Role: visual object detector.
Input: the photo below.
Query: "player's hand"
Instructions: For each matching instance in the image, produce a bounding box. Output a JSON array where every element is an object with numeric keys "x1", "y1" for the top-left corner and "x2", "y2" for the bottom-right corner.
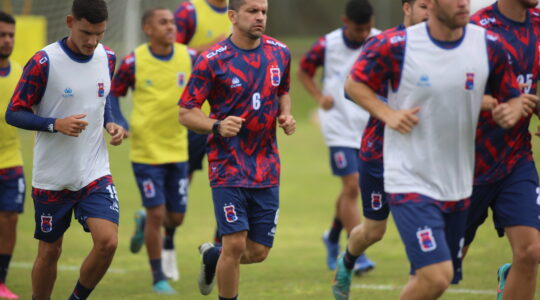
[
  {"x1": 519, "y1": 94, "x2": 539, "y2": 117},
  {"x1": 383, "y1": 107, "x2": 420, "y2": 134},
  {"x1": 219, "y1": 116, "x2": 245, "y2": 137},
  {"x1": 54, "y1": 114, "x2": 88, "y2": 137},
  {"x1": 481, "y1": 95, "x2": 498, "y2": 111},
  {"x1": 278, "y1": 114, "x2": 296, "y2": 135},
  {"x1": 318, "y1": 95, "x2": 334, "y2": 110},
  {"x1": 106, "y1": 122, "x2": 128, "y2": 146},
  {"x1": 492, "y1": 100, "x2": 523, "y2": 129}
]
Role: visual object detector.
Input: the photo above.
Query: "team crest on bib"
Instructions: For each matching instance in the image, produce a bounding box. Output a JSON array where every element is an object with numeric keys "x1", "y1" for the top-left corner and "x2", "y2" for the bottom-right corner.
[
  {"x1": 371, "y1": 192, "x2": 383, "y2": 210},
  {"x1": 270, "y1": 67, "x2": 281, "y2": 86},
  {"x1": 178, "y1": 72, "x2": 186, "y2": 88},
  {"x1": 98, "y1": 82, "x2": 105, "y2": 97},
  {"x1": 41, "y1": 215, "x2": 53, "y2": 233},
  {"x1": 465, "y1": 73, "x2": 475, "y2": 91},
  {"x1": 224, "y1": 204, "x2": 238, "y2": 223},
  {"x1": 417, "y1": 227, "x2": 437, "y2": 252}
]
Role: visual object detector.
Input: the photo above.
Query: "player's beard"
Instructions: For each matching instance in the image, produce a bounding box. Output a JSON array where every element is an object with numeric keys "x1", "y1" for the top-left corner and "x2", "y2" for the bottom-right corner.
[
  {"x1": 435, "y1": 8, "x2": 469, "y2": 29},
  {"x1": 0, "y1": 50, "x2": 11, "y2": 60}
]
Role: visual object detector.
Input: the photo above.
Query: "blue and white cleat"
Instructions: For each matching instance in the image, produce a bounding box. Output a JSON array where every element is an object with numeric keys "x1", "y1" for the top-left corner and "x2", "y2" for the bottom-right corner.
[
  {"x1": 198, "y1": 242, "x2": 217, "y2": 295},
  {"x1": 323, "y1": 230, "x2": 340, "y2": 270},
  {"x1": 153, "y1": 280, "x2": 177, "y2": 294},
  {"x1": 130, "y1": 209, "x2": 146, "y2": 253},
  {"x1": 497, "y1": 263, "x2": 511, "y2": 300},
  {"x1": 353, "y1": 253, "x2": 375, "y2": 276},
  {"x1": 332, "y1": 256, "x2": 353, "y2": 300}
]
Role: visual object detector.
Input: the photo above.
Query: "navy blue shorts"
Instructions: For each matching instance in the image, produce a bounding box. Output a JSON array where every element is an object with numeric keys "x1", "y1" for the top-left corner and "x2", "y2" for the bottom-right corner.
[
  {"x1": 465, "y1": 160, "x2": 540, "y2": 246},
  {"x1": 358, "y1": 159, "x2": 388, "y2": 221},
  {"x1": 132, "y1": 162, "x2": 189, "y2": 213},
  {"x1": 389, "y1": 193, "x2": 469, "y2": 284},
  {"x1": 329, "y1": 147, "x2": 359, "y2": 176},
  {"x1": 32, "y1": 175, "x2": 120, "y2": 243},
  {"x1": 188, "y1": 130, "x2": 208, "y2": 174},
  {"x1": 0, "y1": 166, "x2": 25, "y2": 213},
  {"x1": 212, "y1": 187, "x2": 279, "y2": 247}
]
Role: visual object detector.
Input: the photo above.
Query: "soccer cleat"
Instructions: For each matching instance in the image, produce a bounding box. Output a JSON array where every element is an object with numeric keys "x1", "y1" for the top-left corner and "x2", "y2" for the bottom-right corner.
[
  {"x1": 322, "y1": 230, "x2": 340, "y2": 270},
  {"x1": 152, "y1": 280, "x2": 177, "y2": 294},
  {"x1": 198, "y1": 242, "x2": 217, "y2": 295},
  {"x1": 162, "y1": 249, "x2": 180, "y2": 281},
  {"x1": 332, "y1": 256, "x2": 353, "y2": 300},
  {"x1": 130, "y1": 209, "x2": 146, "y2": 254},
  {"x1": 497, "y1": 263, "x2": 512, "y2": 300},
  {"x1": 0, "y1": 283, "x2": 19, "y2": 299},
  {"x1": 353, "y1": 253, "x2": 375, "y2": 276}
]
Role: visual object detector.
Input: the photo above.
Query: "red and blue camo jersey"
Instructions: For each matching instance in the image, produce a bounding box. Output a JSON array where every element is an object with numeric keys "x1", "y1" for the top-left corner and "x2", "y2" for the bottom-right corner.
[
  {"x1": 471, "y1": 4, "x2": 540, "y2": 184},
  {"x1": 349, "y1": 25, "x2": 520, "y2": 165},
  {"x1": 358, "y1": 24, "x2": 405, "y2": 164},
  {"x1": 178, "y1": 35, "x2": 291, "y2": 188},
  {"x1": 174, "y1": 2, "x2": 197, "y2": 44}
]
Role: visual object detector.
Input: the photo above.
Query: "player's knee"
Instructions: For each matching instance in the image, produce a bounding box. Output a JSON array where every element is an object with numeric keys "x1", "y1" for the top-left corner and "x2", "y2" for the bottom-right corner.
[
  {"x1": 39, "y1": 243, "x2": 62, "y2": 261},
  {"x1": 418, "y1": 264, "x2": 452, "y2": 296},
  {"x1": 223, "y1": 238, "x2": 246, "y2": 259},
  {"x1": 146, "y1": 206, "x2": 166, "y2": 225},
  {"x1": 247, "y1": 247, "x2": 270, "y2": 263},
  {"x1": 0, "y1": 212, "x2": 18, "y2": 224},
  {"x1": 365, "y1": 226, "x2": 385, "y2": 244},
  {"x1": 95, "y1": 235, "x2": 118, "y2": 257},
  {"x1": 167, "y1": 213, "x2": 184, "y2": 227},
  {"x1": 342, "y1": 184, "x2": 359, "y2": 199},
  {"x1": 515, "y1": 241, "x2": 540, "y2": 265}
]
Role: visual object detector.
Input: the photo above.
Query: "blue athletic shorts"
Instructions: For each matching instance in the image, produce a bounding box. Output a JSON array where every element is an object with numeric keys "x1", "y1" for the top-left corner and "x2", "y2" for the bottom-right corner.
[
  {"x1": 0, "y1": 166, "x2": 25, "y2": 213},
  {"x1": 329, "y1": 147, "x2": 359, "y2": 176},
  {"x1": 465, "y1": 159, "x2": 540, "y2": 246},
  {"x1": 32, "y1": 175, "x2": 120, "y2": 243},
  {"x1": 358, "y1": 159, "x2": 388, "y2": 220},
  {"x1": 389, "y1": 193, "x2": 469, "y2": 284},
  {"x1": 188, "y1": 130, "x2": 208, "y2": 174},
  {"x1": 132, "y1": 162, "x2": 189, "y2": 213},
  {"x1": 212, "y1": 187, "x2": 279, "y2": 247}
]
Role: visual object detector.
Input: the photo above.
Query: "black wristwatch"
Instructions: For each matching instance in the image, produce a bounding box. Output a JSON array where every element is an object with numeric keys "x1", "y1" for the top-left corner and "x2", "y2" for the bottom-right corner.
[{"x1": 212, "y1": 120, "x2": 221, "y2": 136}]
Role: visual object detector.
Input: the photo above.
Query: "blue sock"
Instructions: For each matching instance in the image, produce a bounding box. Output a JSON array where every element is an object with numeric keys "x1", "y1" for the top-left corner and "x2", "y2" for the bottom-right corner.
[
  {"x1": 328, "y1": 217, "x2": 342, "y2": 244},
  {"x1": 0, "y1": 254, "x2": 11, "y2": 283},
  {"x1": 150, "y1": 258, "x2": 166, "y2": 284},
  {"x1": 163, "y1": 227, "x2": 176, "y2": 250},
  {"x1": 68, "y1": 280, "x2": 93, "y2": 300},
  {"x1": 343, "y1": 249, "x2": 359, "y2": 271},
  {"x1": 219, "y1": 296, "x2": 238, "y2": 300}
]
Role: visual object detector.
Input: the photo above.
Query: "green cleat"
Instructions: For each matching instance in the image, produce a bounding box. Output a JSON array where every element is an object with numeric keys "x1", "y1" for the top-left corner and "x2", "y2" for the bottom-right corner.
[
  {"x1": 332, "y1": 256, "x2": 353, "y2": 300},
  {"x1": 497, "y1": 263, "x2": 511, "y2": 300},
  {"x1": 130, "y1": 209, "x2": 146, "y2": 253}
]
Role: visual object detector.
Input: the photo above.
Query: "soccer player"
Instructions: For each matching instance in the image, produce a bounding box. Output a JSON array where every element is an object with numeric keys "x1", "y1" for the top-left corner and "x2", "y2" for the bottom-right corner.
[
  {"x1": 330, "y1": 0, "x2": 429, "y2": 289},
  {"x1": 5, "y1": 1, "x2": 126, "y2": 299},
  {"x1": 464, "y1": 1, "x2": 540, "y2": 299},
  {"x1": 178, "y1": 0, "x2": 295, "y2": 299},
  {"x1": 333, "y1": 0, "x2": 537, "y2": 299},
  {"x1": 109, "y1": 7, "x2": 195, "y2": 293},
  {"x1": 0, "y1": 10, "x2": 24, "y2": 300},
  {"x1": 175, "y1": 0, "x2": 232, "y2": 247},
  {"x1": 297, "y1": 0, "x2": 378, "y2": 273}
]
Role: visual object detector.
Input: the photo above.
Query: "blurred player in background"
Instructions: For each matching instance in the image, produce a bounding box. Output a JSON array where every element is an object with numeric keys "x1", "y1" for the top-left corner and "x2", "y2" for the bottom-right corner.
[
  {"x1": 175, "y1": 0, "x2": 231, "y2": 246},
  {"x1": 179, "y1": 0, "x2": 295, "y2": 298},
  {"x1": 0, "y1": 10, "x2": 23, "y2": 300},
  {"x1": 5, "y1": 0, "x2": 127, "y2": 299},
  {"x1": 110, "y1": 7, "x2": 196, "y2": 293},
  {"x1": 297, "y1": 0, "x2": 378, "y2": 274},
  {"x1": 334, "y1": 0, "x2": 536, "y2": 299},
  {"x1": 464, "y1": 0, "x2": 540, "y2": 299},
  {"x1": 331, "y1": 0, "x2": 429, "y2": 289}
]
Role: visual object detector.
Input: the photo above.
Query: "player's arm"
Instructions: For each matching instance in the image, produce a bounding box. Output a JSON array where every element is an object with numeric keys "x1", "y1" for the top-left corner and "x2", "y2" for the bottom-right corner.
[
  {"x1": 102, "y1": 47, "x2": 128, "y2": 146},
  {"x1": 278, "y1": 51, "x2": 295, "y2": 135},
  {"x1": 297, "y1": 37, "x2": 333, "y2": 110},
  {"x1": 345, "y1": 32, "x2": 418, "y2": 134},
  {"x1": 5, "y1": 51, "x2": 88, "y2": 137},
  {"x1": 178, "y1": 56, "x2": 244, "y2": 137}
]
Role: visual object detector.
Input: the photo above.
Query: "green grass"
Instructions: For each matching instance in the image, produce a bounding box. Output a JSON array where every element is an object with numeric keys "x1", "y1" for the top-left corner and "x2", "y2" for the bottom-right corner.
[{"x1": 6, "y1": 36, "x2": 540, "y2": 299}]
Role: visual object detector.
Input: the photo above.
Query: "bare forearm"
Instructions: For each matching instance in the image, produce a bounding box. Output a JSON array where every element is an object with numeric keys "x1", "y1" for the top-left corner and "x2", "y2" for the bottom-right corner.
[
  {"x1": 344, "y1": 78, "x2": 392, "y2": 122},
  {"x1": 297, "y1": 69, "x2": 322, "y2": 103},
  {"x1": 278, "y1": 94, "x2": 292, "y2": 116},
  {"x1": 178, "y1": 107, "x2": 216, "y2": 134}
]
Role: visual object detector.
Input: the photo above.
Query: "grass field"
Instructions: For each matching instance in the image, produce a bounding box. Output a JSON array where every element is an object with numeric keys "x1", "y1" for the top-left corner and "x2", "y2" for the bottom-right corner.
[{"x1": 5, "y1": 37, "x2": 540, "y2": 299}]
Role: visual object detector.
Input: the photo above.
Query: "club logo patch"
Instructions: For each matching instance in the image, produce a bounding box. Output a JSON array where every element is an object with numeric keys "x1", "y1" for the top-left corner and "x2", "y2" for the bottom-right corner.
[
  {"x1": 371, "y1": 192, "x2": 383, "y2": 210},
  {"x1": 334, "y1": 151, "x2": 347, "y2": 169},
  {"x1": 224, "y1": 205, "x2": 238, "y2": 223},
  {"x1": 142, "y1": 179, "x2": 156, "y2": 198},
  {"x1": 41, "y1": 215, "x2": 53, "y2": 233},
  {"x1": 98, "y1": 82, "x2": 105, "y2": 97},
  {"x1": 417, "y1": 227, "x2": 437, "y2": 252},
  {"x1": 465, "y1": 73, "x2": 475, "y2": 91},
  {"x1": 178, "y1": 72, "x2": 186, "y2": 88},
  {"x1": 270, "y1": 67, "x2": 281, "y2": 86}
]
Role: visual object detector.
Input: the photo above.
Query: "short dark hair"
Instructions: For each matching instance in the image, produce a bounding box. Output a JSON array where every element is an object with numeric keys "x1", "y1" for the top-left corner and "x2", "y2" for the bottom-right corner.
[
  {"x1": 71, "y1": 0, "x2": 108, "y2": 24},
  {"x1": 402, "y1": 0, "x2": 417, "y2": 4},
  {"x1": 229, "y1": 0, "x2": 246, "y2": 11},
  {"x1": 345, "y1": 0, "x2": 373, "y2": 25},
  {"x1": 0, "y1": 11, "x2": 15, "y2": 25},
  {"x1": 142, "y1": 7, "x2": 168, "y2": 26}
]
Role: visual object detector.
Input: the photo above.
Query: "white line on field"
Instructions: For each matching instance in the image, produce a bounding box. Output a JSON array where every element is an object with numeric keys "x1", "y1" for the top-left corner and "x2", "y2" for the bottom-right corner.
[
  {"x1": 11, "y1": 262, "x2": 128, "y2": 274},
  {"x1": 352, "y1": 284, "x2": 495, "y2": 295}
]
